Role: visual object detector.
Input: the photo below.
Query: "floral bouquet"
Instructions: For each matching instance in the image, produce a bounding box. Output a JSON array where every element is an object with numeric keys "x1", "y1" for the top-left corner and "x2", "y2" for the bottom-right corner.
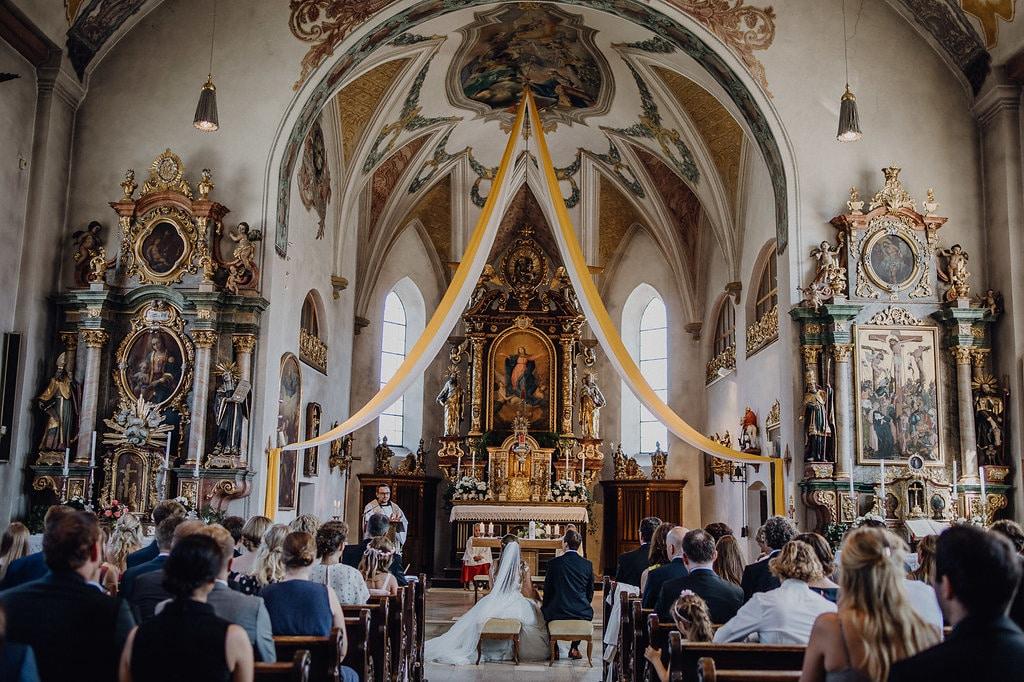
[
  {"x1": 99, "y1": 499, "x2": 130, "y2": 520},
  {"x1": 852, "y1": 513, "x2": 885, "y2": 528},
  {"x1": 452, "y1": 476, "x2": 488, "y2": 501},
  {"x1": 514, "y1": 522, "x2": 561, "y2": 539},
  {"x1": 172, "y1": 495, "x2": 197, "y2": 518},
  {"x1": 550, "y1": 478, "x2": 590, "y2": 503},
  {"x1": 952, "y1": 515, "x2": 985, "y2": 527},
  {"x1": 66, "y1": 495, "x2": 94, "y2": 513}
]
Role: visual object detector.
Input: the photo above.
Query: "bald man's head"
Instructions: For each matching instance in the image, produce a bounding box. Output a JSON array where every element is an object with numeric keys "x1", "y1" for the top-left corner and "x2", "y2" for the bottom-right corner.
[{"x1": 666, "y1": 526, "x2": 689, "y2": 559}]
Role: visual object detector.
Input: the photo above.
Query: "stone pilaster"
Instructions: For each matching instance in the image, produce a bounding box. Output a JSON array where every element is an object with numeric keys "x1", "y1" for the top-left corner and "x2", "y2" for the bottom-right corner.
[
  {"x1": 187, "y1": 331, "x2": 218, "y2": 466},
  {"x1": 952, "y1": 346, "x2": 980, "y2": 482},
  {"x1": 830, "y1": 344, "x2": 854, "y2": 478},
  {"x1": 76, "y1": 329, "x2": 109, "y2": 463}
]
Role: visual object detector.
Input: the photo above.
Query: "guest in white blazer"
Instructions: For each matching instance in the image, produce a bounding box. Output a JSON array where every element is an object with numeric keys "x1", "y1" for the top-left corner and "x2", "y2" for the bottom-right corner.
[{"x1": 714, "y1": 540, "x2": 836, "y2": 644}]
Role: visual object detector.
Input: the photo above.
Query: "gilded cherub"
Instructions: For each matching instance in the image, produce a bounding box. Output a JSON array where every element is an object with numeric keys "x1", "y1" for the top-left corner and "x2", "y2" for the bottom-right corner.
[{"x1": 938, "y1": 244, "x2": 970, "y2": 302}]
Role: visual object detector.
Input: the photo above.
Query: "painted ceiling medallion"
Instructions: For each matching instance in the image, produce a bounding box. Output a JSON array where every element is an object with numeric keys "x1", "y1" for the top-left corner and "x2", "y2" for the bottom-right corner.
[
  {"x1": 960, "y1": 0, "x2": 1015, "y2": 47},
  {"x1": 446, "y1": 3, "x2": 613, "y2": 126}
]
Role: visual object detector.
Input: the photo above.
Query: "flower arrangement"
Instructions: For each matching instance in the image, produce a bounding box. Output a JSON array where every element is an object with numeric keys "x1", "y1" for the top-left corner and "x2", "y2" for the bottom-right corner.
[
  {"x1": 550, "y1": 478, "x2": 590, "y2": 503},
  {"x1": 452, "y1": 476, "x2": 488, "y2": 501},
  {"x1": 515, "y1": 523, "x2": 556, "y2": 539},
  {"x1": 66, "y1": 495, "x2": 94, "y2": 512},
  {"x1": 952, "y1": 515, "x2": 985, "y2": 527},
  {"x1": 172, "y1": 495, "x2": 197, "y2": 518},
  {"x1": 99, "y1": 499, "x2": 130, "y2": 520},
  {"x1": 852, "y1": 513, "x2": 885, "y2": 528}
]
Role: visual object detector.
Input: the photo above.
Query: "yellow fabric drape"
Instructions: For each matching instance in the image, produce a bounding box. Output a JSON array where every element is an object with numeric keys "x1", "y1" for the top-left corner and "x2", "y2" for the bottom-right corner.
[
  {"x1": 268, "y1": 92, "x2": 786, "y2": 516},
  {"x1": 263, "y1": 447, "x2": 280, "y2": 519}
]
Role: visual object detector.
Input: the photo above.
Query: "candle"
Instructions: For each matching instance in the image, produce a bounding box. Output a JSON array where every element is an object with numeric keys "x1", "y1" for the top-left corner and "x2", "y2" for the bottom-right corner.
[
  {"x1": 580, "y1": 450, "x2": 585, "y2": 479},
  {"x1": 544, "y1": 524, "x2": 551, "y2": 536},
  {"x1": 555, "y1": 524, "x2": 560, "y2": 536},
  {"x1": 529, "y1": 521, "x2": 536, "y2": 539},
  {"x1": 165, "y1": 433, "x2": 172, "y2": 463},
  {"x1": 980, "y1": 466, "x2": 987, "y2": 512},
  {"x1": 194, "y1": 452, "x2": 200, "y2": 478},
  {"x1": 487, "y1": 522, "x2": 494, "y2": 536},
  {"x1": 63, "y1": 448, "x2": 69, "y2": 477},
  {"x1": 457, "y1": 455, "x2": 462, "y2": 479},
  {"x1": 471, "y1": 450, "x2": 476, "y2": 479},
  {"x1": 564, "y1": 447, "x2": 570, "y2": 480},
  {"x1": 90, "y1": 431, "x2": 97, "y2": 467},
  {"x1": 879, "y1": 461, "x2": 886, "y2": 517},
  {"x1": 952, "y1": 460, "x2": 958, "y2": 497},
  {"x1": 848, "y1": 452, "x2": 855, "y2": 499}
]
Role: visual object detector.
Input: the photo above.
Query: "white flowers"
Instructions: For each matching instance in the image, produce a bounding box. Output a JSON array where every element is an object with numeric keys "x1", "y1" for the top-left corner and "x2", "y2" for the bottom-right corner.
[
  {"x1": 453, "y1": 476, "x2": 488, "y2": 500},
  {"x1": 550, "y1": 478, "x2": 589, "y2": 503}
]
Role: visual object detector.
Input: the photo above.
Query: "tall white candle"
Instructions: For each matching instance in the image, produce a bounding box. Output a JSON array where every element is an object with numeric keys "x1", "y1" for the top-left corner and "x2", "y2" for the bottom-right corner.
[
  {"x1": 564, "y1": 447, "x2": 569, "y2": 480},
  {"x1": 165, "y1": 434, "x2": 172, "y2": 463},
  {"x1": 90, "y1": 431, "x2": 97, "y2": 467},
  {"x1": 952, "y1": 460, "x2": 958, "y2": 496},
  {"x1": 63, "y1": 448, "x2": 70, "y2": 477},
  {"x1": 580, "y1": 450, "x2": 585, "y2": 478},
  {"x1": 848, "y1": 452, "x2": 855, "y2": 499},
  {"x1": 980, "y1": 466, "x2": 987, "y2": 512},
  {"x1": 879, "y1": 460, "x2": 886, "y2": 517},
  {"x1": 471, "y1": 450, "x2": 476, "y2": 478},
  {"x1": 194, "y1": 452, "x2": 200, "y2": 478},
  {"x1": 487, "y1": 521, "x2": 494, "y2": 536},
  {"x1": 457, "y1": 456, "x2": 461, "y2": 479}
]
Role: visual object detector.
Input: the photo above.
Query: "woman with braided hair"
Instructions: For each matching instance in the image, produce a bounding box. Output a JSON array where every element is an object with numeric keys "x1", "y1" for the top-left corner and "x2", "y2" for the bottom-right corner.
[
  {"x1": 644, "y1": 590, "x2": 715, "y2": 681},
  {"x1": 359, "y1": 536, "x2": 399, "y2": 597}
]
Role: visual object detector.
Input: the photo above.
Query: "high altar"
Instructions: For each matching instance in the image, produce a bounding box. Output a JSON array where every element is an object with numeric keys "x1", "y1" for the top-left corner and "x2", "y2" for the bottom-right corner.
[{"x1": 429, "y1": 226, "x2": 605, "y2": 570}]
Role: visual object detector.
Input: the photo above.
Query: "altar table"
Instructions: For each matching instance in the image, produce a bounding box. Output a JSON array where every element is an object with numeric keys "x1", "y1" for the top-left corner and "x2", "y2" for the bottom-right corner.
[{"x1": 473, "y1": 537, "x2": 564, "y2": 577}]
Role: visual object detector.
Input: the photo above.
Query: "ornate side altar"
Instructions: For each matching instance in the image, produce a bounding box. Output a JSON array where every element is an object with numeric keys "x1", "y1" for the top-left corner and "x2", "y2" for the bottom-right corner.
[
  {"x1": 28, "y1": 150, "x2": 267, "y2": 521},
  {"x1": 794, "y1": 168, "x2": 1012, "y2": 534}
]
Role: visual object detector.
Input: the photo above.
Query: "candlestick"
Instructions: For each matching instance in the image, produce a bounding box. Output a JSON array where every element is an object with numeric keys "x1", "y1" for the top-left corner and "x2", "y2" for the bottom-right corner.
[
  {"x1": 879, "y1": 461, "x2": 886, "y2": 517},
  {"x1": 545, "y1": 524, "x2": 551, "y2": 536},
  {"x1": 555, "y1": 524, "x2": 560, "y2": 536}
]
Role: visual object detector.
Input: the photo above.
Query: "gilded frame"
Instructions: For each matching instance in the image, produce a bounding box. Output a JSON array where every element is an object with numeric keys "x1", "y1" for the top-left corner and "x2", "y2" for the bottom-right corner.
[
  {"x1": 114, "y1": 301, "x2": 194, "y2": 416},
  {"x1": 486, "y1": 325, "x2": 558, "y2": 433},
  {"x1": 132, "y1": 209, "x2": 196, "y2": 285}
]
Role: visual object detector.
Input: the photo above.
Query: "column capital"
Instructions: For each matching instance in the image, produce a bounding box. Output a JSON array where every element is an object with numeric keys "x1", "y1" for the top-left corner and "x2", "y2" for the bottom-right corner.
[
  {"x1": 972, "y1": 81, "x2": 1021, "y2": 129},
  {"x1": 830, "y1": 343, "x2": 854, "y2": 362},
  {"x1": 81, "y1": 329, "x2": 109, "y2": 348},
  {"x1": 232, "y1": 335, "x2": 257, "y2": 353},
  {"x1": 193, "y1": 330, "x2": 218, "y2": 348},
  {"x1": 800, "y1": 345, "x2": 822, "y2": 365},
  {"x1": 970, "y1": 347, "x2": 991, "y2": 368},
  {"x1": 59, "y1": 331, "x2": 78, "y2": 350},
  {"x1": 951, "y1": 346, "x2": 975, "y2": 365}
]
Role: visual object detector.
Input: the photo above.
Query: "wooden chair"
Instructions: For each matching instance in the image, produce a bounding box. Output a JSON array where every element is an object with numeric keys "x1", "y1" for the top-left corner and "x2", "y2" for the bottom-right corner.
[
  {"x1": 473, "y1": 574, "x2": 490, "y2": 603},
  {"x1": 342, "y1": 599, "x2": 390, "y2": 682},
  {"x1": 548, "y1": 619, "x2": 595, "y2": 666},
  {"x1": 341, "y1": 609, "x2": 374, "y2": 682},
  {"x1": 477, "y1": 618, "x2": 523, "y2": 664},
  {"x1": 254, "y1": 650, "x2": 311, "y2": 682},
  {"x1": 601, "y1": 576, "x2": 613, "y2": 680},
  {"x1": 631, "y1": 601, "x2": 653, "y2": 681},
  {"x1": 696, "y1": 657, "x2": 801, "y2": 682},
  {"x1": 376, "y1": 589, "x2": 407, "y2": 682},
  {"x1": 273, "y1": 628, "x2": 343, "y2": 682}
]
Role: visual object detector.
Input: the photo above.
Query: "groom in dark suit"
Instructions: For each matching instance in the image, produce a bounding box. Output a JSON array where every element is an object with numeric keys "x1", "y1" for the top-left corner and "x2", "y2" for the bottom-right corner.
[{"x1": 542, "y1": 529, "x2": 594, "y2": 659}]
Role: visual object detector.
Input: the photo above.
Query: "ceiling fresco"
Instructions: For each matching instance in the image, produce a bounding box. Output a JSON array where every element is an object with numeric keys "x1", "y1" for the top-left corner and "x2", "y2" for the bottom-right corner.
[
  {"x1": 336, "y1": 58, "x2": 410, "y2": 169},
  {"x1": 369, "y1": 135, "x2": 429, "y2": 234},
  {"x1": 598, "y1": 175, "x2": 645, "y2": 269}
]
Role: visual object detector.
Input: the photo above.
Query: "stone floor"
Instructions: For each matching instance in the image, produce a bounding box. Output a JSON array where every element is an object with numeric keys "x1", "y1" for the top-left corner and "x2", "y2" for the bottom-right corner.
[{"x1": 423, "y1": 587, "x2": 605, "y2": 681}]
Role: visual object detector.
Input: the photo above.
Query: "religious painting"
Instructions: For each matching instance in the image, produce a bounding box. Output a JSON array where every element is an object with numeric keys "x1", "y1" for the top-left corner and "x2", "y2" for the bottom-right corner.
[
  {"x1": 488, "y1": 328, "x2": 555, "y2": 432},
  {"x1": 303, "y1": 402, "x2": 321, "y2": 477},
  {"x1": 854, "y1": 325, "x2": 943, "y2": 466},
  {"x1": 449, "y1": 3, "x2": 611, "y2": 125},
  {"x1": 108, "y1": 449, "x2": 148, "y2": 515},
  {"x1": 298, "y1": 119, "x2": 331, "y2": 239},
  {"x1": 865, "y1": 232, "x2": 917, "y2": 291},
  {"x1": 277, "y1": 354, "x2": 301, "y2": 509},
  {"x1": 122, "y1": 328, "x2": 186, "y2": 407},
  {"x1": 139, "y1": 220, "x2": 187, "y2": 277}
]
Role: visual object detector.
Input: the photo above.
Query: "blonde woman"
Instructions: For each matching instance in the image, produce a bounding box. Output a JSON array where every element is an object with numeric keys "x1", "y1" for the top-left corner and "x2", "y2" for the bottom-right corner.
[
  {"x1": 714, "y1": 540, "x2": 837, "y2": 643},
  {"x1": 231, "y1": 515, "x2": 271, "y2": 576},
  {"x1": 97, "y1": 527, "x2": 122, "y2": 595},
  {"x1": 288, "y1": 513, "x2": 321, "y2": 537},
  {"x1": 909, "y1": 534, "x2": 937, "y2": 584},
  {"x1": 359, "y1": 537, "x2": 399, "y2": 597},
  {"x1": 800, "y1": 528, "x2": 940, "y2": 682},
  {"x1": 713, "y1": 535, "x2": 745, "y2": 587},
  {"x1": 105, "y1": 512, "x2": 144, "y2": 571},
  {"x1": 644, "y1": 591, "x2": 715, "y2": 682},
  {"x1": 248, "y1": 523, "x2": 289, "y2": 591},
  {"x1": 0, "y1": 522, "x2": 29, "y2": 582}
]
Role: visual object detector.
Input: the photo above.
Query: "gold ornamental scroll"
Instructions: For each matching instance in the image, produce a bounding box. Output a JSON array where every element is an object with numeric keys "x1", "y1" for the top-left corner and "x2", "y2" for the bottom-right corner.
[
  {"x1": 264, "y1": 96, "x2": 532, "y2": 515},
  {"x1": 525, "y1": 91, "x2": 786, "y2": 513}
]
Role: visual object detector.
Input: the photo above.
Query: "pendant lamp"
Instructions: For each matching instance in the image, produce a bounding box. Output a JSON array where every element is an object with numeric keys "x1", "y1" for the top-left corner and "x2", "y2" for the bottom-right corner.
[
  {"x1": 837, "y1": 0, "x2": 862, "y2": 142},
  {"x1": 193, "y1": 0, "x2": 219, "y2": 132}
]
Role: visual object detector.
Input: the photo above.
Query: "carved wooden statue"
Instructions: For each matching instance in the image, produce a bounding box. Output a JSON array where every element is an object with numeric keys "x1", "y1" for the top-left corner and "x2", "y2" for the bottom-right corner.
[
  {"x1": 974, "y1": 375, "x2": 1006, "y2": 467},
  {"x1": 938, "y1": 244, "x2": 970, "y2": 302},
  {"x1": 36, "y1": 353, "x2": 78, "y2": 455},
  {"x1": 436, "y1": 369, "x2": 463, "y2": 437},
  {"x1": 71, "y1": 221, "x2": 103, "y2": 287},
  {"x1": 578, "y1": 372, "x2": 606, "y2": 439},
  {"x1": 802, "y1": 381, "x2": 832, "y2": 462},
  {"x1": 213, "y1": 363, "x2": 250, "y2": 455}
]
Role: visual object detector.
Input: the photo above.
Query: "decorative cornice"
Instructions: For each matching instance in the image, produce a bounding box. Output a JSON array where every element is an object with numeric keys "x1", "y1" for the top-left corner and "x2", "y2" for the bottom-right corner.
[
  {"x1": 745, "y1": 304, "x2": 778, "y2": 356},
  {"x1": 59, "y1": 331, "x2": 79, "y2": 350},
  {"x1": 867, "y1": 306, "x2": 925, "y2": 326},
  {"x1": 705, "y1": 344, "x2": 736, "y2": 385},
  {"x1": 232, "y1": 335, "x2": 257, "y2": 354}
]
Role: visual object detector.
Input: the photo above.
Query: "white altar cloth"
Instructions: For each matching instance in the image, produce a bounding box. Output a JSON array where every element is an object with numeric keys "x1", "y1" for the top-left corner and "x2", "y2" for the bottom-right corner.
[{"x1": 450, "y1": 504, "x2": 588, "y2": 524}]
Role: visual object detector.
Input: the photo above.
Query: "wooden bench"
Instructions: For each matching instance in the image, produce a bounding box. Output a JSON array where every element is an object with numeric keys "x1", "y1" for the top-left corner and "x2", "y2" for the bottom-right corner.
[
  {"x1": 411, "y1": 574, "x2": 427, "y2": 682},
  {"x1": 617, "y1": 592, "x2": 640, "y2": 682},
  {"x1": 667, "y1": 632, "x2": 806, "y2": 682},
  {"x1": 273, "y1": 628, "x2": 344, "y2": 682},
  {"x1": 342, "y1": 609, "x2": 374, "y2": 682},
  {"x1": 632, "y1": 601, "x2": 654, "y2": 682},
  {"x1": 376, "y1": 589, "x2": 407, "y2": 682},
  {"x1": 549, "y1": 619, "x2": 595, "y2": 667},
  {"x1": 255, "y1": 650, "x2": 310, "y2": 682},
  {"x1": 342, "y1": 600, "x2": 390, "y2": 682},
  {"x1": 697, "y1": 657, "x2": 801, "y2": 682},
  {"x1": 473, "y1": 574, "x2": 490, "y2": 603}
]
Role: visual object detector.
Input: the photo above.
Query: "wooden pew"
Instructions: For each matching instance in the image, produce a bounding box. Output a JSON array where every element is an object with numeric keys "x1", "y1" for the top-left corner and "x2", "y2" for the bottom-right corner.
[
  {"x1": 666, "y1": 632, "x2": 805, "y2": 682},
  {"x1": 602, "y1": 576, "x2": 613, "y2": 680},
  {"x1": 696, "y1": 657, "x2": 801, "y2": 682},
  {"x1": 617, "y1": 592, "x2": 639, "y2": 682},
  {"x1": 342, "y1": 609, "x2": 374, "y2": 682},
  {"x1": 255, "y1": 650, "x2": 311, "y2": 682},
  {"x1": 631, "y1": 601, "x2": 653, "y2": 682},
  {"x1": 411, "y1": 574, "x2": 427, "y2": 682},
  {"x1": 342, "y1": 599, "x2": 390, "y2": 682},
  {"x1": 372, "y1": 589, "x2": 407, "y2": 682},
  {"x1": 273, "y1": 628, "x2": 344, "y2": 682}
]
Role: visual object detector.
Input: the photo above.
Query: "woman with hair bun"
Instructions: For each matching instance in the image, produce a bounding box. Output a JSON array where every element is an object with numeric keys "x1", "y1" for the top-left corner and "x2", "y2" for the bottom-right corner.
[
  {"x1": 800, "y1": 527, "x2": 939, "y2": 682},
  {"x1": 118, "y1": 534, "x2": 253, "y2": 681},
  {"x1": 644, "y1": 591, "x2": 715, "y2": 681},
  {"x1": 714, "y1": 540, "x2": 837, "y2": 644}
]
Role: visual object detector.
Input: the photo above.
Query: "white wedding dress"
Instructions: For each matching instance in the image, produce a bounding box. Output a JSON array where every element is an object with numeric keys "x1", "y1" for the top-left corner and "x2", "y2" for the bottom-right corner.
[{"x1": 425, "y1": 541, "x2": 550, "y2": 664}]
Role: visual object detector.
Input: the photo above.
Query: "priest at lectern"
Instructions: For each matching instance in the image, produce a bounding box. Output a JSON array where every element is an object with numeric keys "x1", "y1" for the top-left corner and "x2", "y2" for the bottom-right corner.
[{"x1": 362, "y1": 483, "x2": 408, "y2": 552}]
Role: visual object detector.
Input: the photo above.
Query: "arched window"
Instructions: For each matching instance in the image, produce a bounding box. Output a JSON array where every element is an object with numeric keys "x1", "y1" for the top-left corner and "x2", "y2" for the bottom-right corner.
[
  {"x1": 621, "y1": 283, "x2": 668, "y2": 457},
  {"x1": 713, "y1": 299, "x2": 736, "y2": 358},
  {"x1": 299, "y1": 291, "x2": 327, "y2": 373},
  {"x1": 754, "y1": 248, "x2": 778, "y2": 323},
  {"x1": 747, "y1": 243, "x2": 779, "y2": 355},
  {"x1": 378, "y1": 291, "x2": 407, "y2": 446},
  {"x1": 638, "y1": 297, "x2": 669, "y2": 454}
]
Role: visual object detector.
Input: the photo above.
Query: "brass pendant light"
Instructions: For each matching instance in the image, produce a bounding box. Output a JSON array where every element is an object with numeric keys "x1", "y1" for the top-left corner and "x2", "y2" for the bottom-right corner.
[
  {"x1": 837, "y1": 0, "x2": 862, "y2": 143},
  {"x1": 193, "y1": 0, "x2": 219, "y2": 132}
]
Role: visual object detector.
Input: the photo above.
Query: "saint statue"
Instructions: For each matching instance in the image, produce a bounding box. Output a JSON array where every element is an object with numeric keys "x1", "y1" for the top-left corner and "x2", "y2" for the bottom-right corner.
[
  {"x1": 802, "y1": 380, "x2": 832, "y2": 462},
  {"x1": 213, "y1": 363, "x2": 250, "y2": 454},
  {"x1": 435, "y1": 369, "x2": 463, "y2": 437},
  {"x1": 578, "y1": 373, "x2": 606, "y2": 439},
  {"x1": 36, "y1": 352, "x2": 78, "y2": 454},
  {"x1": 938, "y1": 244, "x2": 971, "y2": 302},
  {"x1": 975, "y1": 380, "x2": 1006, "y2": 467},
  {"x1": 738, "y1": 408, "x2": 761, "y2": 454}
]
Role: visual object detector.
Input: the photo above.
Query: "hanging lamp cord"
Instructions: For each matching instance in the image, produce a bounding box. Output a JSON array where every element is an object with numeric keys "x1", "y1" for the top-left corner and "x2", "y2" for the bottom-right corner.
[{"x1": 208, "y1": 0, "x2": 217, "y2": 78}]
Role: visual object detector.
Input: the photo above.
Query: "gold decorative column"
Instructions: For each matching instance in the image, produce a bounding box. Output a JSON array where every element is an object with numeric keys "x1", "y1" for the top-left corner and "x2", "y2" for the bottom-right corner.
[
  {"x1": 830, "y1": 344, "x2": 853, "y2": 478},
  {"x1": 76, "y1": 329, "x2": 109, "y2": 463},
  {"x1": 187, "y1": 330, "x2": 218, "y2": 466},
  {"x1": 952, "y1": 346, "x2": 979, "y2": 482},
  {"x1": 232, "y1": 335, "x2": 257, "y2": 464},
  {"x1": 560, "y1": 336, "x2": 575, "y2": 435},
  {"x1": 469, "y1": 335, "x2": 485, "y2": 435}
]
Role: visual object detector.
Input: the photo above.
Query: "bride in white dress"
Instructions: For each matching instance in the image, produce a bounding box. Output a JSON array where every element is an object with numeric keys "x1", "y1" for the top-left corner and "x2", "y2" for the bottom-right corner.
[{"x1": 425, "y1": 539, "x2": 550, "y2": 664}]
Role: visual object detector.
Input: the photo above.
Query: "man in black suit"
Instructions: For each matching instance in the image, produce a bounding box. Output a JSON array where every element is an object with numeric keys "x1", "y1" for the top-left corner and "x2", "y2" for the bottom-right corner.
[
  {"x1": 740, "y1": 515, "x2": 796, "y2": 601},
  {"x1": 341, "y1": 512, "x2": 407, "y2": 586},
  {"x1": 125, "y1": 498, "x2": 185, "y2": 569},
  {"x1": 642, "y1": 526, "x2": 688, "y2": 609},
  {"x1": 614, "y1": 516, "x2": 661, "y2": 588},
  {"x1": 0, "y1": 510, "x2": 134, "y2": 682},
  {"x1": 129, "y1": 518, "x2": 204, "y2": 621},
  {"x1": 655, "y1": 528, "x2": 743, "y2": 624},
  {"x1": 0, "y1": 504, "x2": 73, "y2": 590},
  {"x1": 120, "y1": 513, "x2": 185, "y2": 603},
  {"x1": 543, "y1": 529, "x2": 594, "y2": 659},
  {"x1": 889, "y1": 525, "x2": 1024, "y2": 681}
]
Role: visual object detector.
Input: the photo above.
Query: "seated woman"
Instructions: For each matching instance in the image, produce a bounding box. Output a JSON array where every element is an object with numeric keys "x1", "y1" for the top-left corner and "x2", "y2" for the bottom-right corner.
[
  {"x1": 639, "y1": 523, "x2": 673, "y2": 595},
  {"x1": 714, "y1": 540, "x2": 837, "y2": 644},
  {"x1": 796, "y1": 532, "x2": 840, "y2": 603},
  {"x1": 235, "y1": 523, "x2": 288, "y2": 596},
  {"x1": 800, "y1": 527, "x2": 939, "y2": 682},
  {"x1": 462, "y1": 525, "x2": 492, "y2": 591},
  {"x1": 359, "y1": 537, "x2": 399, "y2": 598},
  {"x1": 643, "y1": 591, "x2": 714, "y2": 682},
  {"x1": 118, "y1": 534, "x2": 253, "y2": 682},
  {"x1": 310, "y1": 520, "x2": 370, "y2": 605},
  {"x1": 229, "y1": 515, "x2": 270, "y2": 576}
]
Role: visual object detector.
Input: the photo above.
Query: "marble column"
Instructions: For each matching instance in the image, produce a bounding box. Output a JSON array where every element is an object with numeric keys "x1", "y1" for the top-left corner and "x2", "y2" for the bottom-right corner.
[
  {"x1": 76, "y1": 329, "x2": 109, "y2": 463},
  {"x1": 830, "y1": 344, "x2": 853, "y2": 478},
  {"x1": 469, "y1": 336, "x2": 484, "y2": 435},
  {"x1": 952, "y1": 346, "x2": 979, "y2": 481},
  {"x1": 560, "y1": 336, "x2": 575, "y2": 435},
  {"x1": 187, "y1": 331, "x2": 218, "y2": 466},
  {"x1": 232, "y1": 335, "x2": 257, "y2": 464}
]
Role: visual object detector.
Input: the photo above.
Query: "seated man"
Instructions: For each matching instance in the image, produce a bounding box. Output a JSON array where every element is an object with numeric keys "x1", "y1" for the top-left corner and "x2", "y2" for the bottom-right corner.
[
  {"x1": 542, "y1": 529, "x2": 594, "y2": 660},
  {"x1": 889, "y1": 525, "x2": 1024, "y2": 681},
  {"x1": 656, "y1": 528, "x2": 743, "y2": 625},
  {"x1": 124, "y1": 499, "x2": 185, "y2": 569},
  {"x1": 0, "y1": 510, "x2": 134, "y2": 681},
  {"x1": 741, "y1": 515, "x2": 796, "y2": 601},
  {"x1": 642, "y1": 526, "x2": 689, "y2": 609},
  {"x1": 0, "y1": 505, "x2": 72, "y2": 590},
  {"x1": 341, "y1": 512, "x2": 407, "y2": 586},
  {"x1": 615, "y1": 516, "x2": 660, "y2": 588},
  {"x1": 130, "y1": 519, "x2": 204, "y2": 622},
  {"x1": 120, "y1": 514, "x2": 185, "y2": 604}
]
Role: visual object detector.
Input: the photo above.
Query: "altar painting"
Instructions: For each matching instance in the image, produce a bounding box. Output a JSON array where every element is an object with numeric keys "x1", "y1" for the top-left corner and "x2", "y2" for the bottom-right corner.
[
  {"x1": 854, "y1": 325, "x2": 942, "y2": 465},
  {"x1": 277, "y1": 353, "x2": 301, "y2": 509},
  {"x1": 488, "y1": 329, "x2": 555, "y2": 432},
  {"x1": 122, "y1": 328, "x2": 185, "y2": 407}
]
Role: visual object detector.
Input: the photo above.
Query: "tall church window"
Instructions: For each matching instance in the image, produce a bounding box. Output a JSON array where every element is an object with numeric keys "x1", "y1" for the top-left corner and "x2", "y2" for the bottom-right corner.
[
  {"x1": 299, "y1": 291, "x2": 327, "y2": 373},
  {"x1": 713, "y1": 299, "x2": 736, "y2": 358},
  {"x1": 754, "y1": 249, "x2": 778, "y2": 322},
  {"x1": 747, "y1": 243, "x2": 779, "y2": 356},
  {"x1": 379, "y1": 291, "x2": 407, "y2": 446},
  {"x1": 621, "y1": 283, "x2": 669, "y2": 457}
]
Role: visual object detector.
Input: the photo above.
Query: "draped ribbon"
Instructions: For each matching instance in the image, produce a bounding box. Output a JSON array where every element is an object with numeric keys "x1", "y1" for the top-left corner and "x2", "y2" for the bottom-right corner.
[{"x1": 265, "y1": 92, "x2": 785, "y2": 518}]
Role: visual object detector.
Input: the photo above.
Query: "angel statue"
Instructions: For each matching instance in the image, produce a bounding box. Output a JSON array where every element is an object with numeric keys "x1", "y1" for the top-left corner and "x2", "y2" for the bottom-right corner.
[
  {"x1": 579, "y1": 373, "x2": 606, "y2": 440},
  {"x1": 938, "y1": 244, "x2": 970, "y2": 302},
  {"x1": 809, "y1": 240, "x2": 846, "y2": 299},
  {"x1": 71, "y1": 221, "x2": 103, "y2": 286},
  {"x1": 88, "y1": 247, "x2": 114, "y2": 284},
  {"x1": 436, "y1": 369, "x2": 463, "y2": 437}
]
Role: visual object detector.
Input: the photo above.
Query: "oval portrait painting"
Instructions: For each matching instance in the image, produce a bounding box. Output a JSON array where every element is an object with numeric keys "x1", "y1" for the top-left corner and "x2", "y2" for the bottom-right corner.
[
  {"x1": 868, "y1": 234, "x2": 916, "y2": 290},
  {"x1": 140, "y1": 221, "x2": 186, "y2": 276},
  {"x1": 124, "y1": 328, "x2": 185, "y2": 406}
]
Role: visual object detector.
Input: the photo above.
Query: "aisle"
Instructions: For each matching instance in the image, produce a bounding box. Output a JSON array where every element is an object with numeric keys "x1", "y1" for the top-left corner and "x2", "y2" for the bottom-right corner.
[{"x1": 423, "y1": 587, "x2": 604, "y2": 681}]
